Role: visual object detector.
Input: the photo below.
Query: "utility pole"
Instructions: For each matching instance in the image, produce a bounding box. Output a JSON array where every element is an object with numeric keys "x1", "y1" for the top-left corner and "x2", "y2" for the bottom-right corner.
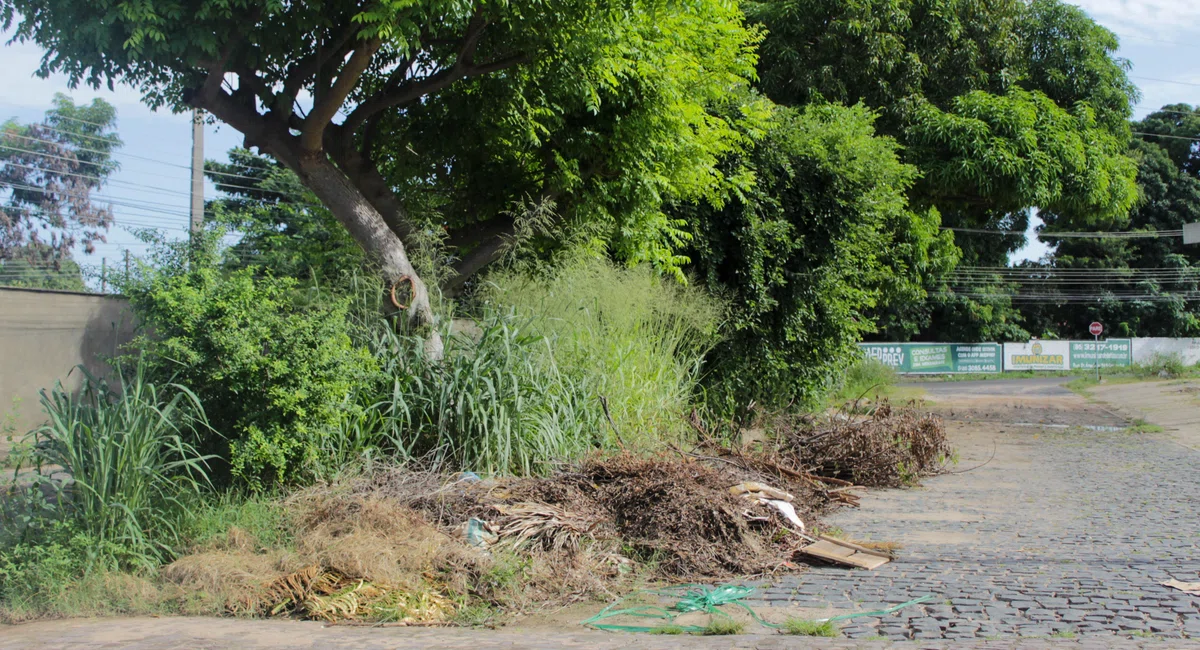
[
  {"x1": 124, "y1": 250, "x2": 130, "y2": 281},
  {"x1": 100, "y1": 257, "x2": 107, "y2": 293},
  {"x1": 189, "y1": 109, "x2": 205, "y2": 240}
]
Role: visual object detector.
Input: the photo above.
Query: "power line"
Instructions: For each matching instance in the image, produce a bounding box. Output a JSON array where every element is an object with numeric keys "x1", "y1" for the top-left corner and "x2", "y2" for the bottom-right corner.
[
  {"x1": 1133, "y1": 130, "x2": 1200, "y2": 143},
  {"x1": 1130, "y1": 75, "x2": 1200, "y2": 89},
  {"x1": 943, "y1": 226, "x2": 1181, "y2": 239}
]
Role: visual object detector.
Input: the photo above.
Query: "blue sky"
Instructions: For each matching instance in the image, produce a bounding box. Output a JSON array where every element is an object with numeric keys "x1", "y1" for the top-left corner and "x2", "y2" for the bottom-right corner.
[{"x1": 1, "y1": 0, "x2": 1198, "y2": 276}]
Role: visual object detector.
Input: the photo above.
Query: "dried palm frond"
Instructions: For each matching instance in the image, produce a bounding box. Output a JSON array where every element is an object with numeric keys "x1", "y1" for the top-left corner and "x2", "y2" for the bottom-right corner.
[{"x1": 492, "y1": 502, "x2": 598, "y2": 553}]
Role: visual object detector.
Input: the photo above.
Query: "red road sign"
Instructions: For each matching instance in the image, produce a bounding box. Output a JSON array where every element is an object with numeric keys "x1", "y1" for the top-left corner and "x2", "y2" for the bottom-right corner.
[{"x1": 1089, "y1": 322, "x2": 1103, "y2": 336}]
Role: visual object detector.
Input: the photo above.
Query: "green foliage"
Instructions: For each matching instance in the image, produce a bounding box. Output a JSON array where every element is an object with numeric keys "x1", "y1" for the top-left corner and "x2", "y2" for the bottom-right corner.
[
  {"x1": 749, "y1": 0, "x2": 1140, "y2": 342},
  {"x1": 206, "y1": 149, "x2": 365, "y2": 284},
  {"x1": 362, "y1": 313, "x2": 599, "y2": 476},
  {"x1": 684, "y1": 103, "x2": 955, "y2": 412},
  {"x1": 481, "y1": 260, "x2": 722, "y2": 442},
  {"x1": 181, "y1": 492, "x2": 294, "y2": 553},
  {"x1": 385, "y1": 1, "x2": 767, "y2": 280},
  {"x1": 783, "y1": 618, "x2": 840, "y2": 637},
  {"x1": 702, "y1": 618, "x2": 745, "y2": 635},
  {"x1": 121, "y1": 237, "x2": 376, "y2": 487},
  {"x1": 327, "y1": 259, "x2": 719, "y2": 475},
  {"x1": 5, "y1": 0, "x2": 764, "y2": 288},
  {"x1": 8, "y1": 361, "x2": 212, "y2": 569},
  {"x1": 0, "y1": 526, "x2": 111, "y2": 619},
  {"x1": 908, "y1": 89, "x2": 1137, "y2": 222},
  {"x1": 0, "y1": 255, "x2": 87, "y2": 291},
  {"x1": 1019, "y1": 105, "x2": 1200, "y2": 338},
  {"x1": 1133, "y1": 353, "x2": 1187, "y2": 379},
  {"x1": 832, "y1": 358, "x2": 899, "y2": 404}
]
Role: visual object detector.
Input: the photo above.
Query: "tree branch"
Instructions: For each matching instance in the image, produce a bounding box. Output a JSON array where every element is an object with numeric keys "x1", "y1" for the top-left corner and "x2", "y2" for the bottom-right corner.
[
  {"x1": 300, "y1": 39, "x2": 382, "y2": 152},
  {"x1": 442, "y1": 217, "x2": 516, "y2": 295},
  {"x1": 275, "y1": 22, "x2": 360, "y2": 121},
  {"x1": 342, "y1": 52, "x2": 527, "y2": 136}
]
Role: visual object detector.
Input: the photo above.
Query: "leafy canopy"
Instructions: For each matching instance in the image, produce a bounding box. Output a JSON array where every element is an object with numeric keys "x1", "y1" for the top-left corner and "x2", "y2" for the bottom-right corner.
[
  {"x1": 4, "y1": 0, "x2": 763, "y2": 286},
  {"x1": 683, "y1": 103, "x2": 955, "y2": 411}
]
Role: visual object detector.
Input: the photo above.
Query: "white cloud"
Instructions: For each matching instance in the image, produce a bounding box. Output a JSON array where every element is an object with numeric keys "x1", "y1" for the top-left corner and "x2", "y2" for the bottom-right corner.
[
  {"x1": 0, "y1": 36, "x2": 146, "y2": 110},
  {"x1": 1072, "y1": 0, "x2": 1200, "y2": 39}
]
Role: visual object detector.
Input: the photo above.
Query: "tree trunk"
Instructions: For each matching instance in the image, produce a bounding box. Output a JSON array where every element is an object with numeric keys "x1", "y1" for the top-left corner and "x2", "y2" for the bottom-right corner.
[{"x1": 295, "y1": 154, "x2": 444, "y2": 360}]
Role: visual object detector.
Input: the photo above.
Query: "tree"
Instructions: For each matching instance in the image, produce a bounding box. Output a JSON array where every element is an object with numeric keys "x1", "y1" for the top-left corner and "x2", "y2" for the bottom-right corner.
[
  {"x1": 0, "y1": 255, "x2": 86, "y2": 291},
  {"x1": 1019, "y1": 105, "x2": 1200, "y2": 338},
  {"x1": 0, "y1": 93, "x2": 119, "y2": 278},
  {"x1": 748, "y1": 0, "x2": 1140, "y2": 340},
  {"x1": 4, "y1": 0, "x2": 761, "y2": 357},
  {"x1": 205, "y1": 149, "x2": 364, "y2": 283},
  {"x1": 682, "y1": 102, "x2": 956, "y2": 411}
]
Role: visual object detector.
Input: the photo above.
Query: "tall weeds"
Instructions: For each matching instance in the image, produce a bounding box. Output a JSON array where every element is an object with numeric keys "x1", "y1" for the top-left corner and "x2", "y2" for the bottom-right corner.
[
  {"x1": 342, "y1": 313, "x2": 598, "y2": 476},
  {"x1": 10, "y1": 361, "x2": 213, "y2": 567},
  {"x1": 482, "y1": 260, "x2": 722, "y2": 445},
  {"x1": 322, "y1": 260, "x2": 722, "y2": 476}
]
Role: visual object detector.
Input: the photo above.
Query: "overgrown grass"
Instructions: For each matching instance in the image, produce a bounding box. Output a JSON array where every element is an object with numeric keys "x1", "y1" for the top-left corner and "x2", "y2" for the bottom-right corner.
[
  {"x1": 831, "y1": 358, "x2": 897, "y2": 403},
  {"x1": 482, "y1": 259, "x2": 722, "y2": 446},
  {"x1": 6, "y1": 361, "x2": 214, "y2": 568},
  {"x1": 324, "y1": 259, "x2": 724, "y2": 476},
  {"x1": 783, "y1": 618, "x2": 839, "y2": 636},
  {"x1": 1, "y1": 361, "x2": 218, "y2": 621}
]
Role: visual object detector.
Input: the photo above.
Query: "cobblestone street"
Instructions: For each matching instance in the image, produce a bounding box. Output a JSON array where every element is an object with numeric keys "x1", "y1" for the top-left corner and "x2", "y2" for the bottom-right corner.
[
  {"x1": 3, "y1": 378, "x2": 1199, "y2": 649},
  {"x1": 745, "y1": 379, "x2": 1200, "y2": 641}
]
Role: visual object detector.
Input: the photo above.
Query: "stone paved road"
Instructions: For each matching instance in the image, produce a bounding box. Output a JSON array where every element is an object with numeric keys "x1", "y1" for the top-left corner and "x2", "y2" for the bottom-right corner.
[
  {"x1": 4, "y1": 616, "x2": 1200, "y2": 649},
  {"x1": 746, "y1": 398, "x2": 1200, "y2": 641}
]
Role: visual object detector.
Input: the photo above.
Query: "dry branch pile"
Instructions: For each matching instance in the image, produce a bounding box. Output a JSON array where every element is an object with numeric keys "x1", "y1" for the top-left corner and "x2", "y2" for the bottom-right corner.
[
  {"x1": 775, "y1": 401, "x2": 949, "y2": 488},
  {"x1": 162, "y1": 403, "x2": 948, "y2": 624}
]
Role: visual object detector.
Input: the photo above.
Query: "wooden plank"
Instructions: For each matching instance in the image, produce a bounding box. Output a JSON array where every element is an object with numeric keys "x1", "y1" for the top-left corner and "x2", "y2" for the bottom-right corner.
[
  {"x1": 817, "y1": 535, "x2": 895, "y2": 559},
  {"x1": 798, "y1": 540, "x2": 891, "y2": 569}
]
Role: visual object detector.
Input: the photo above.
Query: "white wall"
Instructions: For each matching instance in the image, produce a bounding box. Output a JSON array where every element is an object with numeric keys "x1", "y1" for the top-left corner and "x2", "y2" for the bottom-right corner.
[{"x1": 1131, "y1": 338, "x2": 1200, "y2": 365}]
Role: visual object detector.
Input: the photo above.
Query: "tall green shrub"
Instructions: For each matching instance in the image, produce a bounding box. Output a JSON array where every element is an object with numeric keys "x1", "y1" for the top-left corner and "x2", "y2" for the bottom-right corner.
[{"x1": 122, "y1": 242, "x2": 375, "y2": 487}]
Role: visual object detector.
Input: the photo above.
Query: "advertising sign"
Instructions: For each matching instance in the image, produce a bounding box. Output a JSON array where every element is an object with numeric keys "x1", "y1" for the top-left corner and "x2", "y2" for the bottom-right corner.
[
  {"x1": 860, "y1": 343, "x2": 1002, "y2": 374},
  {"x1": 1069, "y1": 339, "x2": 1131, "y2": 368},
  {"x1": 1003, "y1": 340, "x2": 1071, "y2": 371}
]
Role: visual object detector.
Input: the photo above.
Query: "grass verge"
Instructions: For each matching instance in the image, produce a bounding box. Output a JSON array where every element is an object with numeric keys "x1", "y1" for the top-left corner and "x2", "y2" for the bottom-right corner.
[{"x1": 783, "y1": 618, "x2": 839, "y2": 636}]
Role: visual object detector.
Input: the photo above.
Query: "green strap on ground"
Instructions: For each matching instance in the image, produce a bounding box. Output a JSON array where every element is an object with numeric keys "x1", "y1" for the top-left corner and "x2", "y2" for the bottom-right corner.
[{"x1": 581, "y1": 584, "x2": 933, "y2": 634}]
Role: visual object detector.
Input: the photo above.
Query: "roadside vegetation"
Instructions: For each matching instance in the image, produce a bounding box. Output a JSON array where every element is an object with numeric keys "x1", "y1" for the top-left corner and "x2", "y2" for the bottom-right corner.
[{"x1": 0, "y1": 0, "x2": 1182, "y2": 634}]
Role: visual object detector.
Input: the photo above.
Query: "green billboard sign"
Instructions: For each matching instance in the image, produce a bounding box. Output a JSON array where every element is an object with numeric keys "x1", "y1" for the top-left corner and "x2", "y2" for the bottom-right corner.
[
  {"x1": 1069, "y1": 339, "x2": 1131, "y2": 368},
  {"x1": 859, "y1": 343, "x2": 1002, "y2": 374}
]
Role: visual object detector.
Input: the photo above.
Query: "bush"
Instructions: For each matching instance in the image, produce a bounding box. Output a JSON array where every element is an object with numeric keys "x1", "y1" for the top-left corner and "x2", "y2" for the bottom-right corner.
[
  {"x1": 7, "y1": 362, "x2": 212, "y2": 568},
  {"x1": 1133, "y1": 352, "x2": 1187, "y2": 378},
  {"x1": 122, "y1": 239, "x2": 376, "y2": 487},
  {"x1": 679, "y1": 104, "x2": 955, "y2": 415}
]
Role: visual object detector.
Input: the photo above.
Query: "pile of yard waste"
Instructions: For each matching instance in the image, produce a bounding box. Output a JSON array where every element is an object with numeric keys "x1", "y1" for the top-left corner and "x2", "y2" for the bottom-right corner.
[
  {"x1": 164, "y1": 402, "x2": 946, "y2": 625},
  {"x1": 774, "y1": 400, "x2": 950, "y2": 488}
]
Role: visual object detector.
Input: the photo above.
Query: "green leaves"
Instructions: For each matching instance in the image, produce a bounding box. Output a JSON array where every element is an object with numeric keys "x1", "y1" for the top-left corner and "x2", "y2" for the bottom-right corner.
[
  {"x1": 684, "y1": 103, "x2": 955, "y2": 411},
  {"x1": 122, "y1": 241, "x2": 377, "y2": 488},
  {"x1": 908, "y1": 88, "x2": 1137, "y2": 221}
]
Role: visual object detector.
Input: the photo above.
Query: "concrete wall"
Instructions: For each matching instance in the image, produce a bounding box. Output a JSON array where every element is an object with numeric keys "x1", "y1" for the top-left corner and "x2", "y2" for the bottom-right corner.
[
  {"x1": 1131, "y1": 337, "x2": 1200, "y2": 365},
  {"x1": 0, "y1": 287, "x2": 136, "y2": 450}
]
